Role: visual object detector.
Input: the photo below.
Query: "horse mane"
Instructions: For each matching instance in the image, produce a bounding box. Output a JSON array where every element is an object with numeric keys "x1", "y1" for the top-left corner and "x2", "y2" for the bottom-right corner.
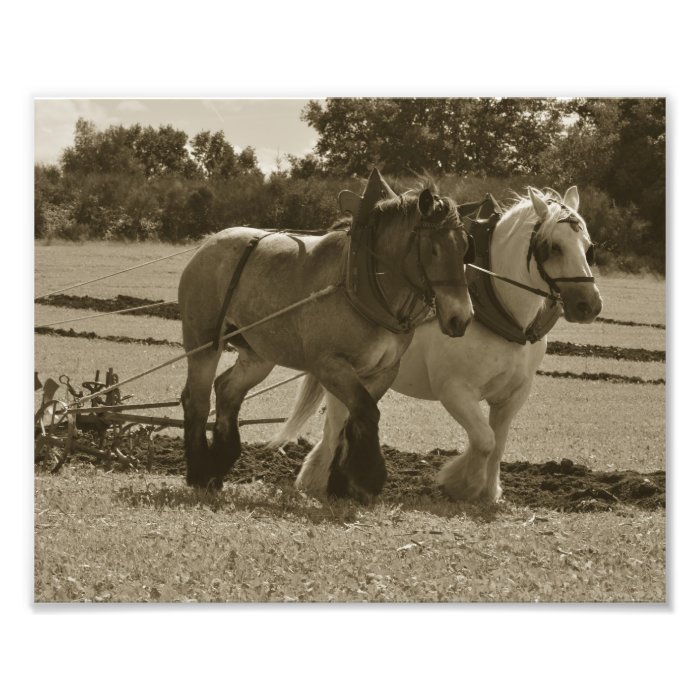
[
  {"x1": 371, "y1": 180, "x2": 459, "y2": 228},
  {"x1": 329, "y1": 215, "x2": 351, "y2": 231},
  {"x1": 498, "y1": 187, "x2": 585, "y2": 253}
]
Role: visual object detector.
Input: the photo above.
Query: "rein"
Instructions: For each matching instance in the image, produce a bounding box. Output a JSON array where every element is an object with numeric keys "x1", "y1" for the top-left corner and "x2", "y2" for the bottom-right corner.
[
  {"x1": 466, "y1": 263, "x2": 561, "y2": 303},
  {"x1": 468, "y1": 199, "x2": 595, "y2": 304}
]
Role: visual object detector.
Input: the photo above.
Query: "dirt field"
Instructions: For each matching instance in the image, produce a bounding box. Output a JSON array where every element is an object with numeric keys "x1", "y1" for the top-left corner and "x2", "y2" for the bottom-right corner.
[{"x1": 34, "y1": 242, "x2": 666, "y2": 602}]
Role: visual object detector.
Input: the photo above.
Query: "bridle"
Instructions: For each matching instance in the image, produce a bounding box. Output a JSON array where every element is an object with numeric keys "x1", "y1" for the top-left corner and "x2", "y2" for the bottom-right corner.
[
  {"x1": 463, "y1": 196, "x2": 596, "y2": 306},
  {"x1": 408, "y1": 206, "x2": 471, "y2": 302},
  {"x1": 361, "y1": 198, "x2": 471, "y2": 326},
  {"x1": 526, "y1": 203, "x2": 596, "y2": 298}
]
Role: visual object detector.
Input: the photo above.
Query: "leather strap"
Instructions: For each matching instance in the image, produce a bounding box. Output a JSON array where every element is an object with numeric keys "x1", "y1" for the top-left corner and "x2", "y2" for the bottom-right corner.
[
  {"x1": 213, "y1": 232, "x2": 276, "y2": 349},
  {"x1": 465, "y1": 197, "x2": 562, "y2": 345}
]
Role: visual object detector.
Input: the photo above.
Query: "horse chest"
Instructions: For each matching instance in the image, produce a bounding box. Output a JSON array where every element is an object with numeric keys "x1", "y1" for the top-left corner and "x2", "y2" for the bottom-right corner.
[
  {"x1": 480, "y1": 343, "x2": 544, "y2": 403},
  {"x1": 481, "y1": 364, "x2": 529, "y2": 403},
  {"x1": 355, "y1": 334, "x2": 409, "y2": 375}
]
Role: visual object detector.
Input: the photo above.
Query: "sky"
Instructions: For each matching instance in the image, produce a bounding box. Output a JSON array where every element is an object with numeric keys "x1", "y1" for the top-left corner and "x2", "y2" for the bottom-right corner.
[{"x1": 34, "y1": 98, "x2": 319, "y2": 174}]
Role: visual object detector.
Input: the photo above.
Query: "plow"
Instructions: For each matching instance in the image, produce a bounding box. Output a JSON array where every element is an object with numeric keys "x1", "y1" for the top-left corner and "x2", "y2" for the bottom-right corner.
[
  {"x1": 35, "y1": 368, "x2": 160, "y2": 472},
  {"x1": 34, "y1": 366, "x2": 290, "y2": 473}
]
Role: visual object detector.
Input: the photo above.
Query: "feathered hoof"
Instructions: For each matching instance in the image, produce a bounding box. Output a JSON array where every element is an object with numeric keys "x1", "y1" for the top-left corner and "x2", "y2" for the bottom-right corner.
[
  {"x1": 295, "y1": 472, "x2": 328, "y2": 498},
  {"x1": 326, "y1": 468, "x2": 379, "y2": 505},
  {"x1": 437, "y1": 469, "x2": 490, "y2": 503},
  {"x1": 186, "y1": 473, "x2": 224, "y2": 491}
]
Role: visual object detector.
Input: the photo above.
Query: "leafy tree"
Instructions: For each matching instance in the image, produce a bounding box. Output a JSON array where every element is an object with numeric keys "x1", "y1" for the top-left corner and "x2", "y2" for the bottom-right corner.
[
  {"x1": 133, "y1": 125, "x2": 191, "y2": 178},
  {"x1": 539, "y1": 99, "x2": 621, "y2": 185},
  {"x1": 237, "y1": 146, "x2": 260, "y2": 175},
  {"x1": 546, "y1": 98, "x2": 665, "y2": 260},
  {"x1": 302, "y1": 98, "x2": 568, "y2": 177},
  {"x1": 190, "y1": 130, "x2": 262, "y2": 179},
  {"x1": 61, "y1": 118, "x2": 142, "y2": 176},
  {"x1": 606, "y1": 99, "x2": 665, "y2": 242},
  {"x1": 286, "y1": 153, "x2": 324, "y2": 179}
]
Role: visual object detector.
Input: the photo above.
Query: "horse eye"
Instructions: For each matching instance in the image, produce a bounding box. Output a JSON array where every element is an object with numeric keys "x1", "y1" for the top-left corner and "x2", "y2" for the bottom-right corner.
[{"x1": 551, "y1": 243, "x2": 562, "y2": 254}]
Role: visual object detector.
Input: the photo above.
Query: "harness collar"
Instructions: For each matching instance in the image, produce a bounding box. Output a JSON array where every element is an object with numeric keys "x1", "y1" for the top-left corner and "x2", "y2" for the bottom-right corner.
[
  {"x1": 465, "y1": 194, "x2": 562, "y2": 345},
  {"x1": 346, "y1": 202, "x2": 468, "y2": 334}
]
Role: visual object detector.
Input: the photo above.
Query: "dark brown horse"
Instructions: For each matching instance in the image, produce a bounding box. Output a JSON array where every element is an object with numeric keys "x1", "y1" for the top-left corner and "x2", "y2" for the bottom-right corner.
[{"x1": 178, "y1": 171, "x2": 474, "y2": 500}]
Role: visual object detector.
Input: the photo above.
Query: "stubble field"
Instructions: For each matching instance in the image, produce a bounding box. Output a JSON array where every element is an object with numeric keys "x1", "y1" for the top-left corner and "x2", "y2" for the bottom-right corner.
[{"x1": 34, "y1": 242, "x2": 666, "y2": 603}]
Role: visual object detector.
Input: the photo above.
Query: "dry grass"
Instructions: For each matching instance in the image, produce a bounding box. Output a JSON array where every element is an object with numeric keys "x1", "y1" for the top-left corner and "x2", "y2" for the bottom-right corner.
[
  {"x1": 34, "y1": 242, "x2": 666, "y2": 603},
  {"x1": 35, "y1": 467, "x2": 665, "y2": 603}
]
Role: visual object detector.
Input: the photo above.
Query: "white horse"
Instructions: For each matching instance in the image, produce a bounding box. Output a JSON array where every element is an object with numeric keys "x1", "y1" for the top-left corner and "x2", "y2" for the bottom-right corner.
[{"x1": 270, "y1": 186, "x2": 603, "y2": 503}]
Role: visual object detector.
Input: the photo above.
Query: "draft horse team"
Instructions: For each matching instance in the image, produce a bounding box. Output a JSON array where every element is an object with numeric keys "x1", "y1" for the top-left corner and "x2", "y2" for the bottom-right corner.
[{"x1": 178, "y1": 168, "x2": 602, "y2": 503}]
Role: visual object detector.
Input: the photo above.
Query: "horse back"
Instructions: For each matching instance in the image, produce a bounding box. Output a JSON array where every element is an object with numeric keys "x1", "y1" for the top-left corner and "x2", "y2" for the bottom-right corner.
[{"x1": 178, "y1": 227, "x2": 347, "y2": 350}]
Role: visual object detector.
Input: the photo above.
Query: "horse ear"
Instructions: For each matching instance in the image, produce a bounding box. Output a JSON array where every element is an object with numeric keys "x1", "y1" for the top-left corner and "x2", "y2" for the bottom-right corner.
[
  {"x1": 528, "y1": 187, "x2": 549, "y2": 221},
  {"x1": 563, "y1": 186, "x2": 580, "y2": 211},
  {"x1": 365, "y1": 168, "x2": 397, "y2": 200},
  {"x1": 418, "y1": 189, "x2": 436, "y2": 217},
  {"x1": 338, "y1": 190, "x2": 362, "y2": 217}
]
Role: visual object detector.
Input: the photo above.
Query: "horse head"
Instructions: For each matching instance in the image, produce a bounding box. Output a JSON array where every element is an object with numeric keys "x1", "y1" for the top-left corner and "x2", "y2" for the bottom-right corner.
[
  {"x1": 527, "y1": 186, "x2": 603, "y2": 323},
  {"x1": 399, "y1": 187, "x2": 473, "y2": 337},
  {"x1": 364, "y1": 187, "x2": 474, "y2": 337},
  {"x1": 341, "y1": 170, "x2": 473, "y2": 337}
]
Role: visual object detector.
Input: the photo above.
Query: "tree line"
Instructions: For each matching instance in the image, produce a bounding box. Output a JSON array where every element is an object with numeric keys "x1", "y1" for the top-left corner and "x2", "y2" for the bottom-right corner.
[{"x1": 35, "y1": 98, "x2": 665, "y2": 272}]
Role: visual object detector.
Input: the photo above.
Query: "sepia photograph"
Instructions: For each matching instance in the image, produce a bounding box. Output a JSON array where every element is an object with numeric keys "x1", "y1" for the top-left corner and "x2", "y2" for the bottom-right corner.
[
  {"x1": 33, "y1": 97, "x2": 665, "y2": 603},
  {"x1": 11, "y1": 0, "x2": 700, "y2": 696}
]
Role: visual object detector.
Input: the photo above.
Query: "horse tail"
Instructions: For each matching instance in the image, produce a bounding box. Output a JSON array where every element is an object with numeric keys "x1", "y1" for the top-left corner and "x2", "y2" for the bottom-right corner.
[{"x1": 267, "y1": 374, "x2": 325, "y2": 448}]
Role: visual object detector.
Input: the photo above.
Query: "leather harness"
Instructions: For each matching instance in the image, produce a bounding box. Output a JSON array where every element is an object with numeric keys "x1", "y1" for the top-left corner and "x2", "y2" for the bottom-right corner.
[
  {"x1": 212, "y1": 231, "x2": 277, "y2": 350},
  {"x1": 526, "y1": 208, "x2": 596, "y2": 293},
  {"x1": 343, "y1": 202, "x2": 467, "y2": 334},
  {"x1": 465, "y1": 194, "x2": 562, "y2": 345},
  {"x1": 211, "y1": 191, "x2": 595, "y2": 349}
]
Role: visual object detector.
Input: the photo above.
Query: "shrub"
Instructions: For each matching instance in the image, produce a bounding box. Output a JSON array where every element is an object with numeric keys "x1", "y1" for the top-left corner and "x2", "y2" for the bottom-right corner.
[
  {"x1": 577, "y1": 186, "x2": 661, "y2": 272},
  {"x1": 33, "y1": 165, "x2": 663, "y2": 274}
]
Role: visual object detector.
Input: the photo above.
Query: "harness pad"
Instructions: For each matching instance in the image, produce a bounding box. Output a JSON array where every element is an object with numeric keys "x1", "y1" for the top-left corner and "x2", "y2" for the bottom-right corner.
[
  {"x1": 467, "y1": 195, "x2": 561, "y2": 345},
  {"x1": 341, "y1": 170, "x2": 431, "y2": 334}
]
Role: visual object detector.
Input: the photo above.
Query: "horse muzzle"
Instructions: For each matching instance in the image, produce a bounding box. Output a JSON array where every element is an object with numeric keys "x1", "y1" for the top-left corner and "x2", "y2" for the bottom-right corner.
[
  {"x1": 436, "y1": 298, "x2": 474, "y2": 337},
  {"x1": 559, "y1": 284, "x2": 603, "y2": 323}
]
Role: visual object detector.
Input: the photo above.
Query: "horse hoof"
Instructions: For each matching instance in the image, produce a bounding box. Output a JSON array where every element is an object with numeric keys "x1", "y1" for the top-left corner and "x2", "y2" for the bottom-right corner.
[
  {"x1": 327, "y1": 468, "x2": 350, "y2": 498},
  {"x1": 327, "y1": 470, "x2": 377, "y2": 505},
  {"x1": 347, "y1": 480, "x2": 374, "y2": 506},
  {"x1": 438, "y1": 479, "x2": 484, "y2": 502},
  {"x1": 186, "y1": 473, "x2": 224, "y2": 490},
  {"x1": 295, "y1": 475, "x2": 327, "y2": 497}
]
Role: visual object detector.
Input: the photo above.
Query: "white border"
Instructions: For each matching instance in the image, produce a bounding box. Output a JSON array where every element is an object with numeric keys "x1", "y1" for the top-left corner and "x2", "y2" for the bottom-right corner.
[{"x1": 5, "y1": 2, "x2": 696, "y2": 698}]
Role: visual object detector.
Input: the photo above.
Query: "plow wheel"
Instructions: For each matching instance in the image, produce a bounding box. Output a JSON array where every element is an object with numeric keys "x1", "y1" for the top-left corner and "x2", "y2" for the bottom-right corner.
[{"x1": 34, "y1": 400, "x2": 75, "y2": 472}]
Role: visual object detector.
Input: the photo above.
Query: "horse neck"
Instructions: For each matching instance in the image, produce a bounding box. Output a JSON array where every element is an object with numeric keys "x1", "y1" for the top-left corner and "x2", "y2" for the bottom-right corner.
[
  {"x1": 489, "y1": 212, "x2": 548, "y2": 330},
  {"x1": 373, "y1": 210, "x2": 419, "y2": 309}
]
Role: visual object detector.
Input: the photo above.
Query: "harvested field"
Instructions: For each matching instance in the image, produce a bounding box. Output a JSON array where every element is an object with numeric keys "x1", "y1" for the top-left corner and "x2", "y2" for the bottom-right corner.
[{"x1": 34, "y1": 242, "x2": 666, "y2": 603}]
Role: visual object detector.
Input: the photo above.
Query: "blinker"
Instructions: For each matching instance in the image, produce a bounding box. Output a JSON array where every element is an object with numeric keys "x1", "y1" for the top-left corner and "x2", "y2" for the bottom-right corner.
[
  {"x1": 463, "y1": 233, "x2": 476, "y2": 265},
  {"x1": 586, "y1": 243, "x2": 595, "y2": 266}
]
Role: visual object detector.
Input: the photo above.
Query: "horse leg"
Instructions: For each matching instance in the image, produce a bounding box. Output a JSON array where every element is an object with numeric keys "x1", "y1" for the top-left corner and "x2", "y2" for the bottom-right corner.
[
  {"x1": 211, "y1": 349, "x2": 274, "y2": 481},
  {"x1": 182, "y1": 348, "x2": 221, "y2": 488},
  {"x1": 436, "y1": 385, "x2": 495, "y2": 501},
  {"x1": 296, "y1": 391, "x2": 347, "y2": 496},
  {"x1": 485, "y1": 381, "x2": 534, "y2": 502},
  {"x1": 316, "y1": 360, "x2": 398, "y2": 501}
]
